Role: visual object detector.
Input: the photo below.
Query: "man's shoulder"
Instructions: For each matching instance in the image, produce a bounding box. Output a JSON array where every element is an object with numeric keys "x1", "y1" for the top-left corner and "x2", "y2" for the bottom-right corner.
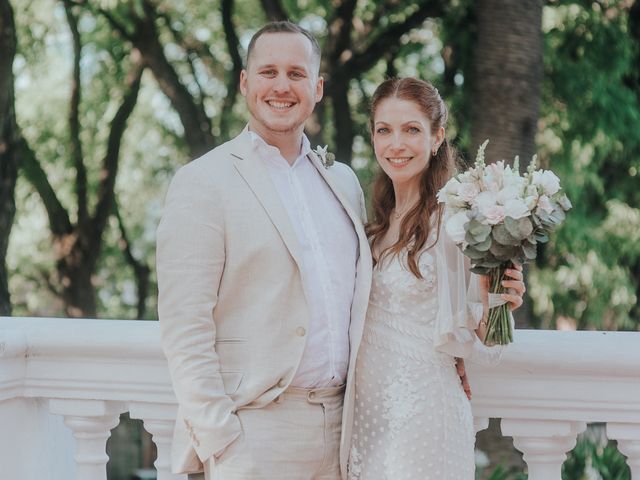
[
  {"x1": 174, "y1": 133, "x2": 246, "y2": 183},
  {"x1": 325, "y1": 160, "x2": 361, "y2": 192}
]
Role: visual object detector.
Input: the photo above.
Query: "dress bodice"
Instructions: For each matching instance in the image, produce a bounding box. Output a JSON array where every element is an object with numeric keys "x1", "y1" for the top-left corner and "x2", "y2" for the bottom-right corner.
[{"x1": 369, "y1": 248, "x2": 439, "y2": 322}]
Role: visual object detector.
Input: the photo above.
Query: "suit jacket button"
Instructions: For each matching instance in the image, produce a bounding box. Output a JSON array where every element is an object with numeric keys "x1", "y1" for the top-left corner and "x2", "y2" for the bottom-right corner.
[
  {"x1": 277, "y1": 379, "x2": 287, "y2": 388},
  {"x1": 296, "y1": 327, "x2": 306, "y2": 337}
]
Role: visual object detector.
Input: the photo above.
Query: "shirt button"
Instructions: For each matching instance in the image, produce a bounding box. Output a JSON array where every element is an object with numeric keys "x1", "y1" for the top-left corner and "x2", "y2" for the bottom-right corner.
[
  {"x1": 309, "y1": 391, "x2": 316, "y2": 399},
  {"x1": 296, "y1": 327, "x2": 306, "y2": 337},
  {"x1": 277, "y1": 378, "x2": 287, "y2": 388}
]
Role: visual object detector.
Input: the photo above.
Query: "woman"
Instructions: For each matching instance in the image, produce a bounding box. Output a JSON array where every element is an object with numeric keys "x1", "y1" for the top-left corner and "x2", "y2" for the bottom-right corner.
[{"x1": 347, "y1": 78, "x2": 525, "y2": 479}]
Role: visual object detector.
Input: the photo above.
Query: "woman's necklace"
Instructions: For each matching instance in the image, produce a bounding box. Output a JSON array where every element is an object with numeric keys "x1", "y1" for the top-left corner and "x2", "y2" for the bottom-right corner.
[{"x1": 393, "y1": 204, "x2": 411, "y2": 219}]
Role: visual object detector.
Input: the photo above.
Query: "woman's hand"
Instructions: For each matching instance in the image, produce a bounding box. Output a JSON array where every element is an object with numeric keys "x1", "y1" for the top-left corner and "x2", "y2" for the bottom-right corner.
[{"x1": 502, "y1": 264, "x2": 525, "y2": 311}]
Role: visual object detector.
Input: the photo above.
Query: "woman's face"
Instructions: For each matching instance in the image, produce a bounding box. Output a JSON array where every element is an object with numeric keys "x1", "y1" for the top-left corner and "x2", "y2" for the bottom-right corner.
[{"x1": 372, "y1": 97, "x2": 444, "y2": 188}]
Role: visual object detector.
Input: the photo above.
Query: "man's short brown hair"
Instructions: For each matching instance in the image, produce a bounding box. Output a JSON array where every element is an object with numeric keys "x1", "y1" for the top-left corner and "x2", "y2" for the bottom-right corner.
[{"x1": 245, "y1": 21, "x2": 321, "y2": 72}]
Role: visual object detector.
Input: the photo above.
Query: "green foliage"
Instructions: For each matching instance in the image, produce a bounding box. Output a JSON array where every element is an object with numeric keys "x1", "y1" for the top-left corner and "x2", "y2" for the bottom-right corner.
[
  {"x1": 563, "y1": 429, "x2": 630, "y2": 480},
  {"x1": 5, "y1": 0, "x2": 640, "y2": 327},
  {"x1": 530, "y1": 1, "x2": 640, "y2": 330}
]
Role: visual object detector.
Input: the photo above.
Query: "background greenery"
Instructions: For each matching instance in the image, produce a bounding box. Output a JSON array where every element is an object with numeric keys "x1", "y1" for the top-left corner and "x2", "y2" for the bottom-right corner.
[{"x1": 0, "y1": 0, "x2": 638, "y2": 478}]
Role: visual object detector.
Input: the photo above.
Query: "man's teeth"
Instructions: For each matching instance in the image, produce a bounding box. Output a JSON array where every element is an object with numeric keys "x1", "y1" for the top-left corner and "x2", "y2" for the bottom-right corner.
[
  {"x1": 388, "y1": 157, "x2": 410, "y2": 165},
  {"x1": 269, "y1": 101, "x2": 293, "y2": 110}
]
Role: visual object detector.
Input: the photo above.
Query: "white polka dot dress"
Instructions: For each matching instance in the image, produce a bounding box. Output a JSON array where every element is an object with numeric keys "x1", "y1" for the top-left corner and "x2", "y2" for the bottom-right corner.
[{"x1": 348, "y1": 248, "x2": 475, "y2": 479}]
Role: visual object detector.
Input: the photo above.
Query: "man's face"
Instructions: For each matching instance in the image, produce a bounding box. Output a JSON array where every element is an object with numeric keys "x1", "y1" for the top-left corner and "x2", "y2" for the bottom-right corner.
[{"x1": 240, "y1": 32, "x2": 323, "y2": 140}]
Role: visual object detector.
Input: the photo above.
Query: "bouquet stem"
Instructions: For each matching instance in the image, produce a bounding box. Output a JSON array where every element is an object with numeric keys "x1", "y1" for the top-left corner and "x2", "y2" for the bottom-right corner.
[{"x1": 483, "y1": 263, "x2": 513, "y2": 345}]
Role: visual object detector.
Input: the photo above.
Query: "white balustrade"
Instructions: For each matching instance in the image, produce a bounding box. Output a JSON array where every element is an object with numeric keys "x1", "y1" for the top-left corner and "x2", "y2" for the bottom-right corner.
[
  {"x1": 0, "y1": 317, "x2": 639, "y2": 480},
  {"x1": 607, "y1": 422, "x2": 640, "y2": 478},
  {"x1": 129, "y1": 402, "x2": 185, "y2": 480},
  {"x1": 501, "y1": 419, "x2": 586, "y2": 479},
  {"x1": 49, "y1": 399, "x2": 124, "y2": 480}
]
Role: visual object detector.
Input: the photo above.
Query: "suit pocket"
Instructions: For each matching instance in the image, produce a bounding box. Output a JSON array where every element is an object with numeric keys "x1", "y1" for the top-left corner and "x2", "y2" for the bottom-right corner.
[{"x1": 220, "y1": 370, "x2": 243, "y2": 395}]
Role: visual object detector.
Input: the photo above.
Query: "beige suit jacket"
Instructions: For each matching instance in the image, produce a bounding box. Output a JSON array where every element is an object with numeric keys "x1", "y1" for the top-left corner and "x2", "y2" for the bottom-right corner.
[{"x1": 156, "y1": 128, "x2": 372, "y2": 476}]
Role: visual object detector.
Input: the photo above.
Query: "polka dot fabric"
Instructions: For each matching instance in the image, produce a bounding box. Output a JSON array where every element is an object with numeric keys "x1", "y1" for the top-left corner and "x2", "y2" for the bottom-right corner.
[{"x1": 348, "y1": 249, "x2": 475, "y2": 479}]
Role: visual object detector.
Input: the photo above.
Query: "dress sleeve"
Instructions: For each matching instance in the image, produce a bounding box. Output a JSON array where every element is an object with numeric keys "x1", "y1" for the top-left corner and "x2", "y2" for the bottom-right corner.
[{"x1": 432, "y1": 222, "x2": 507, "y2": 365}]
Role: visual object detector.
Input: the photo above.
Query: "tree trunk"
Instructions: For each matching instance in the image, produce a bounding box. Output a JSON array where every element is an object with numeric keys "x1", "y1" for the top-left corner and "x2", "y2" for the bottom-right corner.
[
  {"x1": 470, "y1": 0, "x2": 543, "y2": 168},
  {"x1": 58, "y1": 255, "x2": 98, "y2": 318},
  {"x1": 469, "y1": 0, "x2": 543, "y2": 474},
  {"x1": 0, "y1": 0, "x2": 19, "y2": 316}
]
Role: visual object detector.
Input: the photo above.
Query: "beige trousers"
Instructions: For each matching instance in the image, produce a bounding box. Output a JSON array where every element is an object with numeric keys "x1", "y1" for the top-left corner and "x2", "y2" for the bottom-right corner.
[{"x1": 189, "y1": 385, "x2": 344, "y2": 480}]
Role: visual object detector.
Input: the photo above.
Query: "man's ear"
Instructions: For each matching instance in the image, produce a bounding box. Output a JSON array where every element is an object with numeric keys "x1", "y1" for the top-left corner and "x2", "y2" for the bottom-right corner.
[
  {"x1": 240, "y1": 69, "x2": 248, "y2": 96},
  {"x1": 315, "y1": 75, "x2": 324, "y2": 103}
]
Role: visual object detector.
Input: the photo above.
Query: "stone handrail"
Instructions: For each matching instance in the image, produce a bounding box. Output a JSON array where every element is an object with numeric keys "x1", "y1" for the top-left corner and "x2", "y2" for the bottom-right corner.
[{"x1": 0, "y1": 316, "x2": 639, "y2": 479}]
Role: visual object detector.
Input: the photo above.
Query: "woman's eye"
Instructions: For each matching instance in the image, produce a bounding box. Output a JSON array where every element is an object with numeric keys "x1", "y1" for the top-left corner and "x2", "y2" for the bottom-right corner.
[
  {"x1": 408, "y1": 126, "x2": 420, "y2": 133},
  {"x1": 376, "y1": 127, "x2": 389, "y2": 134}
]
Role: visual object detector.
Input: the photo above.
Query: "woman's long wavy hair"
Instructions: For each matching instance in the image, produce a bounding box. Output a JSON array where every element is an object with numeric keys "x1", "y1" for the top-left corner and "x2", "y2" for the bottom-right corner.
[{"x1": 366, "y1": 78, "x2": 456, "y2": 278}]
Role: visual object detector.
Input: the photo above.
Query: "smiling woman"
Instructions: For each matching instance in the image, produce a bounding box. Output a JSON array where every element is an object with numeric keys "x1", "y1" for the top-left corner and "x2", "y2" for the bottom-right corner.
[{"x1": 345, "y1": 77, "x2": 526, "y2": 480}]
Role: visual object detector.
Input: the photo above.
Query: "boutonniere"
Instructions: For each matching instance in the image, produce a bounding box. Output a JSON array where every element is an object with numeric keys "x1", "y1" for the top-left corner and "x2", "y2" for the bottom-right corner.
[{"x1": 314, "y1": 145, "x2": 335, "y2": 169}]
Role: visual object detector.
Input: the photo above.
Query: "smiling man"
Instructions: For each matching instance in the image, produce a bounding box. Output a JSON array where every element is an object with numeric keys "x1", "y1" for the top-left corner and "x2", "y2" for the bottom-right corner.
[{"x1": 156, "y1": 22, "x2": 372, "y2": 480}]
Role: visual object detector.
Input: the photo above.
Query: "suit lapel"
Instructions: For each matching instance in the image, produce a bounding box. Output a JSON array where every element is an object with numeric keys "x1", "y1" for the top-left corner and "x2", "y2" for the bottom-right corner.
[
  {"x1": 230, "y1": 130, "x2": 304, "y2": 268},
  {"x1": 307, "y1": 151, "x2": 365, "y2": 239}
]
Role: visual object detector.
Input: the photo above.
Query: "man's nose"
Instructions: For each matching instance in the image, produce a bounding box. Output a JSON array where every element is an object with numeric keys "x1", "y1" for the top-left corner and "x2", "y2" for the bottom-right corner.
[{"x1": 272, "y1": 73, "x2": 291, "y2": 93}]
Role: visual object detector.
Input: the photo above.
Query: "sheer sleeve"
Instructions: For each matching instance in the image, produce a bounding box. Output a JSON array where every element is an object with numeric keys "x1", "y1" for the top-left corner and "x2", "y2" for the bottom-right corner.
[{"x1": 433, "y1": 222, "x2": 508, "y2": 365}]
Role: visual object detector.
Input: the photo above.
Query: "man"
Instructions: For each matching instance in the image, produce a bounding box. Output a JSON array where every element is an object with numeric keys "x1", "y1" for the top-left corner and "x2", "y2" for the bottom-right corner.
[{"x1": 157, "y1": 21, "x2": 371, "y2": 479}]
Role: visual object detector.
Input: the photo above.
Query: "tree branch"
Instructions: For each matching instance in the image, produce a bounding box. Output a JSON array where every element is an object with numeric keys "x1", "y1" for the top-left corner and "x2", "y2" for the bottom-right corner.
[
  {"x1": 341, "y1": 1, "x2": 446, "y2": 79},
  {"x1": 0, "y1": 0, "x2": 19, "y2": 315},
  {"x1": 325, "y1": 0, "x2": 358, "y2": 66},
  {"x1": 155, "y1": 9, "x2": 208, "y2": 103},
  {"x1": 19, "y1": 138, "x2": 72, "y2": 236},
  {"x1": 127, "y1": 0, "x2": 215, "y2": 157},
  {"x1": 220, "y1": 0, "x2": 242, "y2": 140},
  {"x1": 62, "y1": 0, "x2": 88, "y2": 225},
  {"x1": 259, "y1": 0, "x2": 288, "y2": 21},
  {"x1": 113, "y1": 197, "x2": 149, "y2": 319},
  {"x1": 89, "y1": 53, "x2": 144, "y2": 261}
]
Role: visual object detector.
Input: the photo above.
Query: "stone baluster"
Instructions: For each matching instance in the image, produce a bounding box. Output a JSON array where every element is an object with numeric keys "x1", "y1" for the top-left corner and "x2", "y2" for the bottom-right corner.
[
  {"x1": 607, "y1": 422, "x2": 640, "y2": 479},
  {"x1": 49, "y1": 399, "x2": 124, "y2": 480},
  {"x1": 474, "y1": 416, "x2": 490, "y2": 434},
  {"x1": 129, "y1": 402, "x2": 186, "y2": 480},
  {"x1": 501, "y1": 419, "x2": 586, "y2": 480}
]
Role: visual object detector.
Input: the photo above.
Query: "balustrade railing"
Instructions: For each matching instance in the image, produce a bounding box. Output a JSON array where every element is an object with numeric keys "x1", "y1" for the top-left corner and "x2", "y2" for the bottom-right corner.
[{"x1": 1, "y1": 317, "x2": 638, "y2": 479}]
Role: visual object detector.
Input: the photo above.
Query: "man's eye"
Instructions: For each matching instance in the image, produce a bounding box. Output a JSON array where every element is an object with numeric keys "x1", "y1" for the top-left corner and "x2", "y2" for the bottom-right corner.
[
  {"x1": 260, "y1": 70, "x2": 276, "y2": 77},
  {"x1": 290, "y1": 71, "x2": 304, "y2": 78}
]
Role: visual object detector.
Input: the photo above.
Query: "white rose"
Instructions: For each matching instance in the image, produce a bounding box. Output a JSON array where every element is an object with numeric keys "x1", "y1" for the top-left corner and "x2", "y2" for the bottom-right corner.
[
  {"x1": 503, "y1": 198, "x2": 531, "y2": 219},
  {"x1": 525, "y1": 195, "x2": 538, "y2": 210},
  {"x1": 445, "y1": 211, "x2": 470, "y2": 244},
  {"x1": 437, "y1": 178, "x2": 461, "y2": 204},
  {"x1": 482, "y1": 205, "x2": 505, "y2": 225},
  {"x1": 537, "y1": 194, "x2": 555, "y2": 214},
  {"x1": 525, "y1": 184, "x2": 539, "y2": 198},
  {"x1": 458, "y1": 182, "x2": 480, "y2": 203},
  {"x1": 532, "y1": 170, "x2": 561, "y2": 196},
  {"x1": 473, "y1": 191, "x2": 497, "y2": 210},
  {"x1": 496, "y1": 185, "x2": 520, "y2": 206}
]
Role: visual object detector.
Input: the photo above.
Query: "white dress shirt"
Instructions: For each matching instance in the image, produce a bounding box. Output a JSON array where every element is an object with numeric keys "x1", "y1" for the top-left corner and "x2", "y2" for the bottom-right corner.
[{"x1": 249, "y1": 131, "x2": 359, "y2": 387}]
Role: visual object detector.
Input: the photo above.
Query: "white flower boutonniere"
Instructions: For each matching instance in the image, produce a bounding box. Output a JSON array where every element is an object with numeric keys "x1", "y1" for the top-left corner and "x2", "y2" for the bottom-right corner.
[{"x1": 314, "y1": 145, "x2": 335, "y2": 169}]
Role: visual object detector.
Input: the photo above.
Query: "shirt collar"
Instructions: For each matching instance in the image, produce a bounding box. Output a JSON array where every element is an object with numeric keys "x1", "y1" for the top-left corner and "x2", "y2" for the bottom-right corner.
[{"x1": 248, "y1": 130, "x2": 312, "y2": 168}]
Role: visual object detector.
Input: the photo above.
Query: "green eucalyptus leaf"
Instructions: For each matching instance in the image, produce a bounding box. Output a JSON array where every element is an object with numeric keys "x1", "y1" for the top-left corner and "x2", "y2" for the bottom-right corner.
[
  {"x1": 475, "y1": 235, "x2": 492, "y2": 252},
  {"x1": 492, "y1": 224, "x2": 520, "y2": 246},
  {"x1": 463, "y1": 245, "x2": 487, "y2": 260},
  {"x1": 468, "y1": 220, "x2": 491, "y2": 242},
  {"x1": 504, "y1": 216, "x2": 534, "y2": 240},
  {"x1": 470, "y1": 265, "x2": 491, "y2": 275}
]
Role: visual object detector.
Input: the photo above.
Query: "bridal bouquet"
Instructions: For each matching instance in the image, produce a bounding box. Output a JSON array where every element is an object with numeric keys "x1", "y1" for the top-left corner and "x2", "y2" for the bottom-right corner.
[{"x1": 437, "y1": 141, "x2": 571, "y2": 345}]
